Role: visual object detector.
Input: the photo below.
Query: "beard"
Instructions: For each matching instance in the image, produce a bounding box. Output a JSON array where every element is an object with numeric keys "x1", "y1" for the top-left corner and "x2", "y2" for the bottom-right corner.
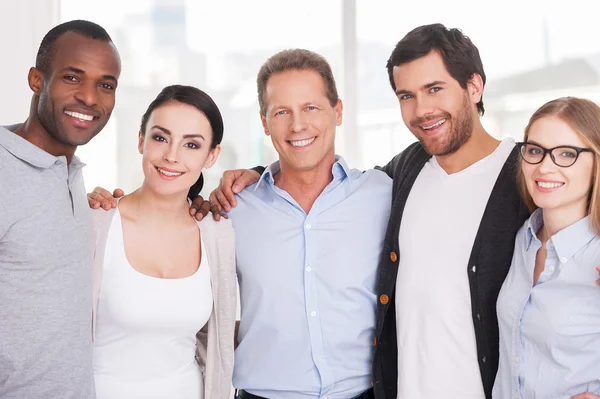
[
  {"x1": 410, "y1": 93, "x2": 473, "y2": 156},
  {"x1": 36, "y1": 90, "x2": 65, "y2": 145}
]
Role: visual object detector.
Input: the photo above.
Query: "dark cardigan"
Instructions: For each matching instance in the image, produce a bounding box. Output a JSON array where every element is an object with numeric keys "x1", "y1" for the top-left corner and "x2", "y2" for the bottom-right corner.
[{"x1": 372, "y1": 142, "x2": 530, "y2": 399}]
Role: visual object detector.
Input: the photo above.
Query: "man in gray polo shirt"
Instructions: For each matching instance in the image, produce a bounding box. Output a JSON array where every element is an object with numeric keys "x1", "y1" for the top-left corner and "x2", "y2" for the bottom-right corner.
[{"x1": 0, "y1": 20, "x2": 121, "y2": 398}]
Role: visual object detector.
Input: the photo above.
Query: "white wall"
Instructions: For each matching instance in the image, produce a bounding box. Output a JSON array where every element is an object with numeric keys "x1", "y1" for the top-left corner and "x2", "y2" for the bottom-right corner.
[{"x1": 0, "y1": 0, "x2": 59, "y2": 124}]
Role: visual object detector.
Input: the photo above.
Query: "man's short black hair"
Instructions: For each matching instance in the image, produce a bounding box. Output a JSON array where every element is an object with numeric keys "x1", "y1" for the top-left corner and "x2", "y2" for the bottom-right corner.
[
  {"x1": 35, "y1": 20, "x2": 113, "y2": 74},
  {"x1": 387, "y1": 23, "x2": 487, "y2": 116}
]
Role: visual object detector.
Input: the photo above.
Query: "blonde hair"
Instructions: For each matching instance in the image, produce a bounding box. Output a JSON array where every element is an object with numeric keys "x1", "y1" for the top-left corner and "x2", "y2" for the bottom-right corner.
[{"x1": 518, "y1": 97, "x2": 600, "y2": 233}]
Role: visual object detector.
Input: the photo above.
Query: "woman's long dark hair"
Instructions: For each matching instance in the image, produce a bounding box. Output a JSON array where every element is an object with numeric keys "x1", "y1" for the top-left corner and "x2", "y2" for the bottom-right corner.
[{"x1": 140, "y1": 85, "x2": 224, "y2": 199}]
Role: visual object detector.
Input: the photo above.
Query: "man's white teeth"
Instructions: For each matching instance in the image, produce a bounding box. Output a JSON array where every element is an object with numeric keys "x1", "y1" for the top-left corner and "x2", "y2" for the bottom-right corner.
[
  {"x1": 290, "y1": 137, "x2": 316, "y2": 147},
  {"x1": 537, "y1": 181, "x2": 563, "y2": 189},
  {"x1": 157, "y1": 167, "x2": 183, "y2": 177},
  {"x1": 422, "y1": 119, "x2": 446, "y2": 130},
  {"x1": 65, "y1": 111, "x2": 94, "y2": 121}
]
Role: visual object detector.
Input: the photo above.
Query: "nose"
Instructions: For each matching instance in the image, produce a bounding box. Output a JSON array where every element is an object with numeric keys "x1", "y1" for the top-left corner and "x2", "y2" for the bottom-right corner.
[
  {"x1": 290, "y1": 112, "x2": 308, "y2": 133},
  {"x1": 537, "y1": 151, "x2": 557, "y2": 174},
  {"x1": 163, "y1": 144, "x2": 179, "y2": 164},
  {"x1": 74, "y1": 81, "x2": 98, "y2": 107},
  {"x1": 415, "y1": 95, "x2": 435, "y2": 119}
]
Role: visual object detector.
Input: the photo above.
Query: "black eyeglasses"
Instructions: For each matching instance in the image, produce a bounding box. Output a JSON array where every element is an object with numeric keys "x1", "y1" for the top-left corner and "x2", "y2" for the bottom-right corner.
[{"x1": 516, "y1": 142, "x2": 593, "y2": 167}]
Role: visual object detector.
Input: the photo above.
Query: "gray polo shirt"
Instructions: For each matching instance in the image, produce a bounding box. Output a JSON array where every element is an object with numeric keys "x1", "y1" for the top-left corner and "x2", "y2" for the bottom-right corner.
[{"x1": 0, "y1": 126, "x2": 95, "y2": 398}]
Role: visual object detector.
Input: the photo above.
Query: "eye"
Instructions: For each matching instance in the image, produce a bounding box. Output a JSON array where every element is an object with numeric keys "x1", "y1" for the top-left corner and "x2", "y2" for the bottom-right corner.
[
  {"x1": 152, "y1": 135, "x2": 166, "y2": 143},
  {"x1": 527, "y1": 146, "x2": 542, "y2": 155},
  {"x1": 275, "y1": 110, "x2": 287, "y2": 116},
  {"x1": 185, "y1": 142, "x2": 199, "y2": 149},
  {"x1": 399, "y1": 94, "x2": 413, "y2": 101},
  {"x1": 558, "y1": 150, "x2": 577, "y2": 158},
  {"x1": 63, "y1": 75, "x2": 79, "y2": 83},
  {"x1": 306, "y1": 105, "x2": 318, "y2": 111},
  {"x1": 100, "y1": 83, "x2": 115, "y2": 90},
  {"x1": 429, "y1": 87, "x2": 441, "y2": 93}
]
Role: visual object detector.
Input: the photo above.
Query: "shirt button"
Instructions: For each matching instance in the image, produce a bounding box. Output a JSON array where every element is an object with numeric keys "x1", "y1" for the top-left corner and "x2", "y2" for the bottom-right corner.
[
  {"x1": 471, "y1": 265, "x2": 476, "y2": 273},
  {"x1": 560, "y1": 257, "x2": 568, "y2": 263},
  {"x1": 305, "y1": 224, "x2": 312, "y2": 230},
  {"x1": 317, "y1": 355, "x2": 323, "y2": 361},
  {"x1": 514, "y1": 356, "x2": 519, "y2": 363},
  {"x1": 390, "y1": 251, "x2": 398, "y2": 262},
  {"x1": 306, "y1": 266, "x2": 312, "y2": 272},
  {"x1": 311, "y1": 311, "x2": 317, "y2": 317},
  {"x1": 548, "y1": 264, "x2": 555, "y2": 272},
  {"x1": 379, "y1": 294, "x2": 389, "y2": 305},
  {"x1": 482, "y1": 356, "x2": 487, "y2": 363}
]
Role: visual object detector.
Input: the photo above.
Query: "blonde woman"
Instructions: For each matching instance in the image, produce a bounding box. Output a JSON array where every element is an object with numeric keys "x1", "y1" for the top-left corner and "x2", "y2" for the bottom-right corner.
[{"x1": 494, "y1": 97, "x2": 600, "y2": 399}]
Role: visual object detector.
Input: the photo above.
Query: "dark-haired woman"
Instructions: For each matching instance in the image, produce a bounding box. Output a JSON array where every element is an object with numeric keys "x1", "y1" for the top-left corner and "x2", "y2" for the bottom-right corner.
[{"x1": 91, "y1": 85, "x2": 236, "y2": 399}]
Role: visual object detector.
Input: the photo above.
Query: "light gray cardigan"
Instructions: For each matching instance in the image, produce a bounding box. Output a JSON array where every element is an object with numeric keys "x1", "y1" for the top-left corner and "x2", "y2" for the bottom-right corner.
[{"x1": 91, "y1": 208, "x2": 237, "y2": 399}]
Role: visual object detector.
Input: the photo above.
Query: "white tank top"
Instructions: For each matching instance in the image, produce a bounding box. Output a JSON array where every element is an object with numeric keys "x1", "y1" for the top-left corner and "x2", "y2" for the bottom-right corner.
[{"x1": 94, "y1": 206, "x2": 213, "y2": 399}]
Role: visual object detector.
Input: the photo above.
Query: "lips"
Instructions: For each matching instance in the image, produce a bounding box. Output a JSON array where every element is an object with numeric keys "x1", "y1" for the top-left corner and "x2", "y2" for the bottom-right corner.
[
  {"x1": 289, "y1": 137, "x2": 316, "y2": 148},
  {"x1": 536, "y1": 180, "x2": 564, "y2": 189},
  {"x1": 411, "y1": 114, "x2": 450, "y2": 137},
  {"x1": 155, "y1": 166, "x2": 184, "y2": 179},
  {"x1": 63, "y1": 109, "x2": 99, "y2": 128},
  {"x1": 421, "y1": 119, "x2": 446, "y2": 130}
]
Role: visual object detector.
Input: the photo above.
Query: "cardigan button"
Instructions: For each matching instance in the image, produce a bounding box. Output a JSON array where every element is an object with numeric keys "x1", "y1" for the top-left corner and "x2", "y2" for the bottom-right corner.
[
  {"x1": 379, "y1": 294, "x2": 389, "y2": 305},
  {"x1": 373, "y1": 336, "x2": 377, "y2": 346},
  {"x1": 390, "y1": 251, "x2": 398, "y2": 262}
]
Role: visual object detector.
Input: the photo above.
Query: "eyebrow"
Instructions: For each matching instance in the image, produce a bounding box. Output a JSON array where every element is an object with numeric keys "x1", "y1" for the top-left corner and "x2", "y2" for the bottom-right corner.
[
  {"x1": 395, "y1": 80, "x2": 447, "y2": 96},
  {"x1": 61, "y1": 66, "x2": 118, "y2": 84},
  {"x1": 151, "y1": 125, "x2": 205, "y2": 140}
]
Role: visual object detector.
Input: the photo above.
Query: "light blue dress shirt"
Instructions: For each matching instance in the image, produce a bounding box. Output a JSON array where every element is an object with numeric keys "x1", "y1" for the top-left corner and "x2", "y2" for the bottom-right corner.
[
  {"x1": 494, "y1": 208, "x2": 600, "y2": 399},
  {"x1": 229, "y1": 157, "x2": 391, "y2": 399}
]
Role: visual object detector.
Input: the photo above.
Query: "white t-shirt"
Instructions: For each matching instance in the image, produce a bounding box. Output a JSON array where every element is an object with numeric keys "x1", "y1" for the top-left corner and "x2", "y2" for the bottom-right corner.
[{"x1": 395, "y1": 138, "x2": 515, "y2": 399}]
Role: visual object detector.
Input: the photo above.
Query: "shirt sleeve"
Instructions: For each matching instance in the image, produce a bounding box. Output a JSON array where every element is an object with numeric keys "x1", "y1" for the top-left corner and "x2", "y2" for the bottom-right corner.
[{"x1": 0, "y1": 198, "x2": 8, "y2": 241}]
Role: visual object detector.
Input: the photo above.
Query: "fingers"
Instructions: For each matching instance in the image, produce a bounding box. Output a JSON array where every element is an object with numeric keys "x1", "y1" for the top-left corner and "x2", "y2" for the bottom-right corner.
[
  {"x1": 113, "y1": 188, "x2": 125, "y2": 198},
  {"x1": 219, "y1": 171, "x2": 239, "y2": 211},
  {"x1": 215, "y1": 185, "x2": 233, "y2": 213},
  {"x1": 196, "y1": 199, "x2": 212, "y2": 221},
  {"x1": 208, "y1": 190, "x2": 222, "y2": 213},
  {"x1": 190, "y1": 195, "x2": 208, "y2": 221},
  {"x1": 87, "y1": 192, "x2": 103, "y2": 209},
  {"x1": 88, "y1": 187, "x2": 117, "y2": 210},
  {"x1": 232, "y1": 170, "x2": 261, "y2": 194},
  {"x1": 90, "y1": 186, "x2": 118, "y2": 209},
  {"x1": 571, "y1": 393, "x2": 600, "y2": 399},
  {"x1": 189, "y1": 195, "x2": 226, "y2": 222},
  {"x1": 210, "y1": 203, "x2": 222, "y2": 222}
]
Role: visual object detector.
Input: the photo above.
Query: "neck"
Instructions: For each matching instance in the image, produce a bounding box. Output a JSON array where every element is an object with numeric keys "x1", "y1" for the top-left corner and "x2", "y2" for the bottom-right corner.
[
  {"x1": 274, "y1": 154, "x2": 336, "y2": 214},
  {"x1": 540, "y1": 201, "x2": 588, "y2": 239},
  {"x1": 436, "y1": 119, "x2": 500, "y2": 175},
  {"x1": 126, "y1": 183, "x2": 191, "y2": 223},
  {"x1": 14, "y1": 96, "x2": 76, "y2": 164}
]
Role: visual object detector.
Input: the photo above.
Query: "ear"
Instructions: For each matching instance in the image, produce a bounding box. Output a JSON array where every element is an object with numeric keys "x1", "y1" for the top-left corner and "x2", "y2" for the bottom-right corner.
[
  {"x1": 260, "y1": 112, "x2": 270, "y2": 136},
  {"x1": 203, "y1": 144, "x2": 221, "y2": 169},
  {"x1": 138, "y1": 131, "x2": 144, "y2": 154},
  {"x1": 467, "y1": 73, "x2": 484, "y2": 106},
  {"x1": 28, "y1": 67, "x2": 44, "y2": 95},
  {"x1": 334, "y1": 98, "x2": 343, "y2": 126}
]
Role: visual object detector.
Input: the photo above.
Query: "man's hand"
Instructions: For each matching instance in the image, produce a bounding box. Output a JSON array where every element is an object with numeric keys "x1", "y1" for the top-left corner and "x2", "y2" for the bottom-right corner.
[
  {"x1": 189, "y1": 195, "x2": 224, "y2": 222},
  {"x1": 209, "y1": 169, "x2": 261, "y2": 213},
  {"x1": 87, "y1": 187, "x2": 124, "y2": 210},
  {"x1": 571, "y1": 393, "x2": 600, "y2": 399}
]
